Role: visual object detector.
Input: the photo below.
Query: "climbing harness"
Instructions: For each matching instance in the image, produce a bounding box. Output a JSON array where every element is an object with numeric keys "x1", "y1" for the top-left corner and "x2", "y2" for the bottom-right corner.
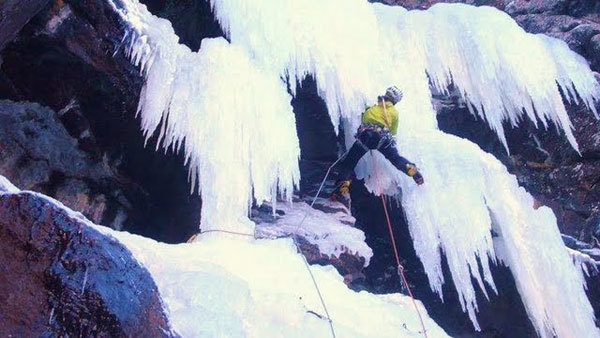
[
  {"x1": 356, "y1": 123, "x2": 387, "y2": 135},
  {"x1": 355, "y1": 123, "x2": 395, "y2": 152}
]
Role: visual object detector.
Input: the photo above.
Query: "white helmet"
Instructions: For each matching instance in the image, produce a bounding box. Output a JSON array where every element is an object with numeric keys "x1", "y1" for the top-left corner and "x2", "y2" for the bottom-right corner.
[{"x1": 384, "y1": 86, "x2": 403, "y2": 104}]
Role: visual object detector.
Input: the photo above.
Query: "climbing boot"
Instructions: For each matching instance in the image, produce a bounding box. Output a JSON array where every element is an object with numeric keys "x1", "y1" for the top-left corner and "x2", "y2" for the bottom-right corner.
[
  {"x1": 338, "y1": 179, "x2": 351, "y2": 195},
  {"x1": 330, "y1": 179, "x2": 352, "y2": 209}
]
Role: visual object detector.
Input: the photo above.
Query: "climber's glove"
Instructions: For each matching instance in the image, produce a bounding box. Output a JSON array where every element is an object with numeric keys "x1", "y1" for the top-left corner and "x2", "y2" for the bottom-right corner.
[
  {"x1": 406, "y1": 163, "x2": 424, "y2": 185},
  {"x1": 405, "y1": 163, "x2": 418, "y2": 177}
]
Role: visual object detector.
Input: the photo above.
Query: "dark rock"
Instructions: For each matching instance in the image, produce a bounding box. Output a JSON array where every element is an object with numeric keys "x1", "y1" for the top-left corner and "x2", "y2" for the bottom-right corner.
[
  {"x1": 249, "y1": 203, "x2": 284, "y2": 224},
  {"x1": 0, "y1": 100, "x2": 135, "y2": 230},
  {"x1": 294, "y1": 235, "x2": 367, "y2": 289},
  {"x1": 371, "y1": 0, "x2": 507, "y2": 11},
  {"x1": 0, "y1": 188, "x2": 175, "y2": 337},
  {"x1": 585, "y1": 271, "x2": 600, "y2": 327},
  {"x1": 504, "y1": 0, "x2": 600, "y2": 18},
  {"x1": 0, "y1": 0, "x2": 203, "y2": 243},
  {"x1": 141, "y1": 0, "x2": 224, "y2": 51},
  {"x1": 507, "y1": 103, "x2": 600, "y2": 241},
  {"x1": 513, "y1": 14, "x2": 583, "y2": 34},
  {"x1": 293, "y1": 76, "x2": 341, "y2": 163},
  {"x1": 567, "y1": 23, "x2": 600, "y2": 43},
  {"x1": 0, "y1": 0, "x2": 50, "y2": 51},
  {"x1": 505, "y1": 0, "x2": 569, "y2": 16},
  {"x1": 566, "y1": 0, "x2": 600, "y2": 18},
  {"x1": 591, "y1": 212, "x2": 600, "y2": 238},
  {"x1": 562, "y1": 234, "x2": 594, "y2": 249}
]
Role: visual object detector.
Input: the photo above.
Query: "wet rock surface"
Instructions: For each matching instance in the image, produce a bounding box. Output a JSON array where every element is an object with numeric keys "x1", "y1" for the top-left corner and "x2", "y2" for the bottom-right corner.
[
  {"x1": 0, "y1": 188, "x2": 175, "y2": 337},
  {"x1": 295, "y1": 234, "x2": 368, "y2": 288}
]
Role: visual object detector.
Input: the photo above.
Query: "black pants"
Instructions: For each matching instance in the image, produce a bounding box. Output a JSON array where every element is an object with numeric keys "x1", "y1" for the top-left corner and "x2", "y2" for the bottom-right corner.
[{"x1": 336, "y1": 128, "x2": 412, "y2": 180}]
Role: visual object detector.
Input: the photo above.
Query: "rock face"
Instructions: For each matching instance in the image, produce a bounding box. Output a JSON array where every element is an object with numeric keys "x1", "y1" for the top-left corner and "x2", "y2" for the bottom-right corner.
[
  {"x1": 374, "y1": 0, "x2": 508, "y2": 11},
  {"x1": 0, "y1": 0, "x2": 50, "y2": 51},
  {"x1": 0, "y1": 0, "x2": 203, "y2": 243},
  {"x1": 0, "y1": 100, "x2": 133, "y2": 230},
  {"x1": 0, "y1": 185, "x2": 175, "y2": 337}
]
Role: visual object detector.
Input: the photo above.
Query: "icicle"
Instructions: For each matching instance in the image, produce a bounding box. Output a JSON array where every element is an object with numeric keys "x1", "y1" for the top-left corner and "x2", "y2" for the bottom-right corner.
[{"x1": 107, "y1": 0, "x2": 300, "y2": 234}]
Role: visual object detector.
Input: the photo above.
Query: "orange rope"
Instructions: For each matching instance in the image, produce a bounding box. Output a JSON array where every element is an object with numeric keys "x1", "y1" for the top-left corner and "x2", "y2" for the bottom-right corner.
[
  {"x1": 370, "y1": 150, "x2": 428, "y2": 338},
  {"x1": 199, "y1": 229, "x2": 255, "y2": 237}
]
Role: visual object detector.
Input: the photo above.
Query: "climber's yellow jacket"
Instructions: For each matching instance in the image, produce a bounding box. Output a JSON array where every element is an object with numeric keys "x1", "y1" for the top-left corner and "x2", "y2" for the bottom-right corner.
[{"x1": 361, "y1": 101, "x2": 398, "y2": 135}]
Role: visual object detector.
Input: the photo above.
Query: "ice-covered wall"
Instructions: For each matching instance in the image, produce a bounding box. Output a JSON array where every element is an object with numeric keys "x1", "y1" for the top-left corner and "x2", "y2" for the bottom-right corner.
[
  {"x1": 109, "y1": 0, "x2": 300, "y2": 234},
  {"x1": 108, "y1": 0, "x2": 600, "y2": 336}
]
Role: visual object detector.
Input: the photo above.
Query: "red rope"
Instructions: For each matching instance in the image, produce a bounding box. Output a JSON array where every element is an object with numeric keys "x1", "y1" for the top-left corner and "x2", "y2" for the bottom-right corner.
[
  {"x1": 198, "y1": 229, "x2": 255, "y2": 237},
  {"x1": 371, "y1": 153, "x2": 428, "y2": 338}
]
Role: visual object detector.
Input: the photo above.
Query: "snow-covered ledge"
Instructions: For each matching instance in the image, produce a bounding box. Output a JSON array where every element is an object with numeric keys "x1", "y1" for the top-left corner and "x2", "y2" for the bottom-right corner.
[{"x1": 0, "y1": 174, "x2": 448, "y2": 337}]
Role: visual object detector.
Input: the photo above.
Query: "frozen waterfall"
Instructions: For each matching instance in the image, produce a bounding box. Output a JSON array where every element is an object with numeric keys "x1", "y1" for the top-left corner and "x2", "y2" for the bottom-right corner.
[{"x1": 108, "y1": 0, "x2": 600, "y2": 336}]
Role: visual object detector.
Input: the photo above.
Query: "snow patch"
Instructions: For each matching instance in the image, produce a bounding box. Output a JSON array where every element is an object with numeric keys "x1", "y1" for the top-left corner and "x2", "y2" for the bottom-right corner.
[{"x1": 255, "y1": 198, "x2": 373, "y2": 267}]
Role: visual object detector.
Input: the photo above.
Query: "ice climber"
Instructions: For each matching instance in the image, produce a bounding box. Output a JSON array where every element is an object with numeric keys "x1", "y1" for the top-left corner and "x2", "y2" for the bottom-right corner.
[{"x1": 333, "y1": 86, "x2": 424, "y2": 199}]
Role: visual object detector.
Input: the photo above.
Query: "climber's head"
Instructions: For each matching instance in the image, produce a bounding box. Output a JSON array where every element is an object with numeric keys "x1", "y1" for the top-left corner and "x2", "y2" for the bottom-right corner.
[{"x1": 383, "y1": 86, "x2": 403, "y2": 105}]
